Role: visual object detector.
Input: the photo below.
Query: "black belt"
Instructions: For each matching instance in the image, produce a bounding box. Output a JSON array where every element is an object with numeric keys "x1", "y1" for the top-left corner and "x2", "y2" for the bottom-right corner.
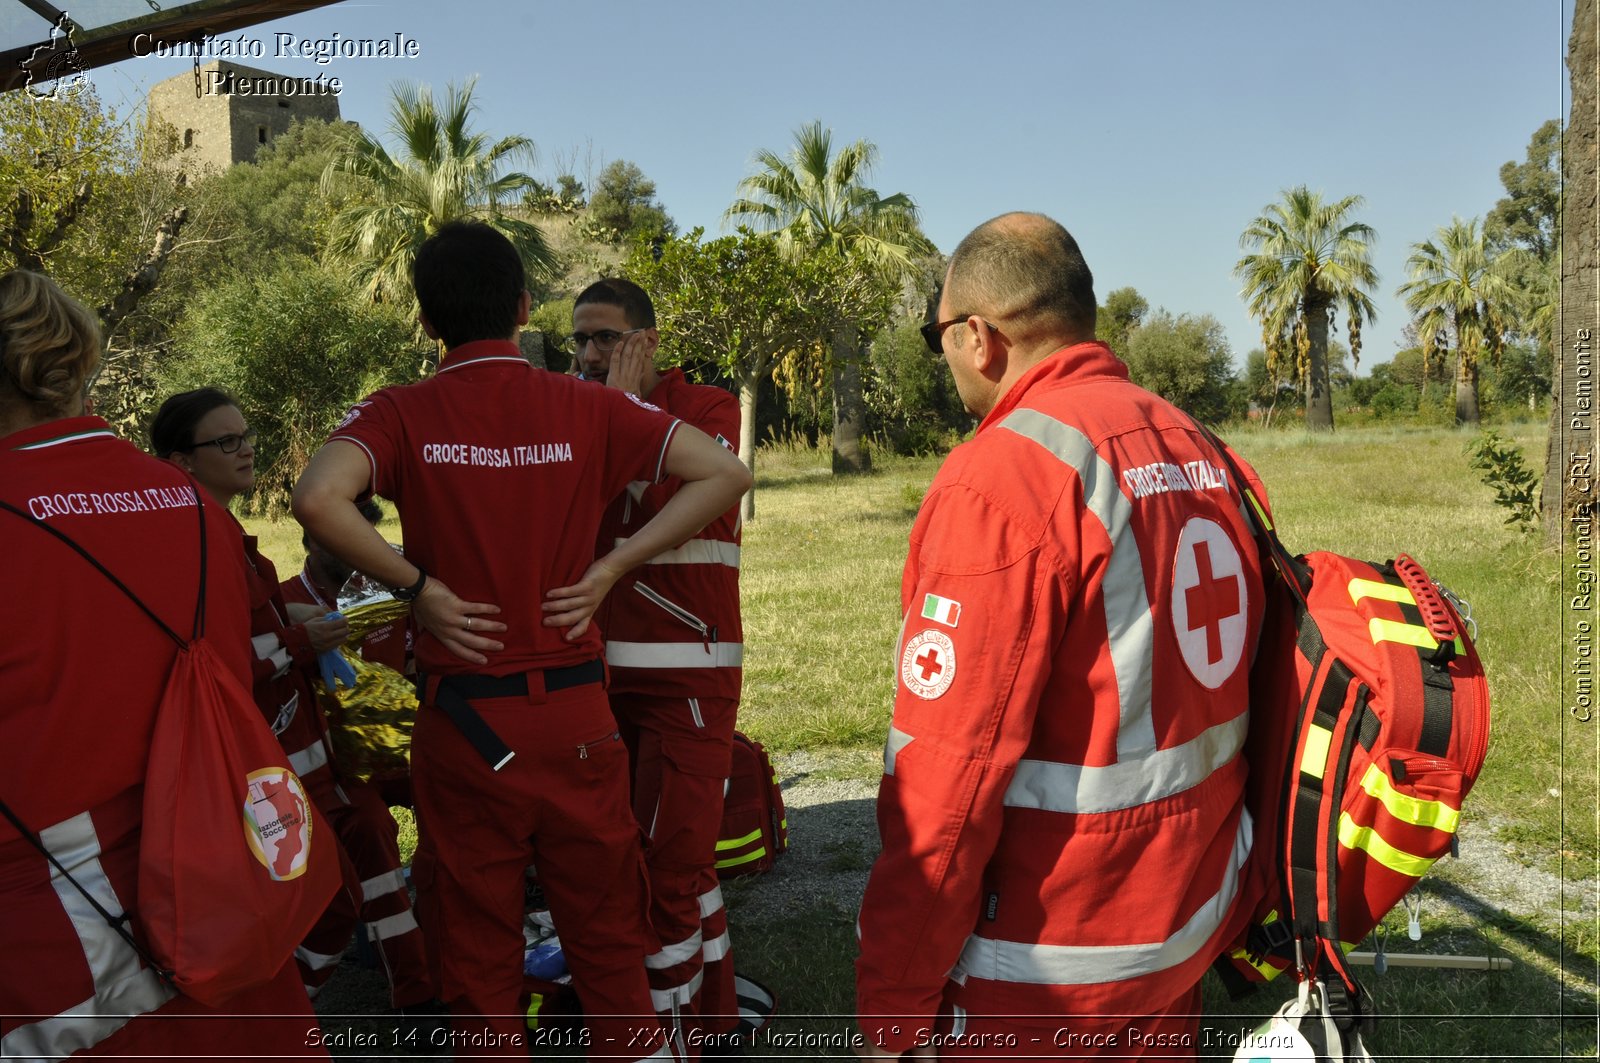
[{"x1": 424, "y1": 660, "x2": 605, "y2": 771}]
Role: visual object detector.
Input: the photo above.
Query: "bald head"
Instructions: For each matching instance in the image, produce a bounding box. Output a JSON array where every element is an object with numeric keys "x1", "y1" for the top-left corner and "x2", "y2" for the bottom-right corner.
[{"x1": 943, "y1": 213, "x2": 1097, "y2": 347}]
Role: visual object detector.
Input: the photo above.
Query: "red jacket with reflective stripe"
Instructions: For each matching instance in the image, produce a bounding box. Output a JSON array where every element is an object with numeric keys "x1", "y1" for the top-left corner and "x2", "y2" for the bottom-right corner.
[
  {"x1": 855, "y1": 342, "x2": 1269, "y2": 1050},
  {"x1": 594, "y1": 369, "x2": 742, "y2": 700}
]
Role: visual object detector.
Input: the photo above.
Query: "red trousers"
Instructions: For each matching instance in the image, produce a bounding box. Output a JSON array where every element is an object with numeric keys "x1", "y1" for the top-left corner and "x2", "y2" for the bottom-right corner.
[
  {"x1": 924, "y1": 983, "x2": 1203, "y2": 1060},
  {"x1": 612, "y1": 691, "x2": 738, "y2": 1046},
  {"x1": 324, "y1": 779, "x2": 432, "y2": 1008},
  {"x1": 410, "y1": 679, "x2": 667, "y2": 1060}
]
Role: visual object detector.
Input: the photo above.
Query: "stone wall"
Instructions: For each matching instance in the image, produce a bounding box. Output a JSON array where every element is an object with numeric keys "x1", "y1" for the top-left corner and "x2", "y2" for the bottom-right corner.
[{"x1": 148, "y1": 60, "x2": 341, "y2": 175}]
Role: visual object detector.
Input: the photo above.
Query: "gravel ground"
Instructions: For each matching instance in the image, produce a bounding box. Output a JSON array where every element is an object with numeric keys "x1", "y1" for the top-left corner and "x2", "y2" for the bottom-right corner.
[{"x1": 314, "y1": 747, "x2": 1598, "y2": 1056}]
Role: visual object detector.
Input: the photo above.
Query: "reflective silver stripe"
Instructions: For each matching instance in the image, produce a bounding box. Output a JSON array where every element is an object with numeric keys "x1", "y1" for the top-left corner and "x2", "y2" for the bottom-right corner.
[
  {"x1": 647, "y1": 930, "x2": 703, "y2": 969},
  {"x1": 950, "y1": 1004, "x2": 967, "y2": 1038},
  {"x1": 999, "y1": 409, "x2": 1155, "y2": 758},
  {"x1": 649, "y1": 968, "x2": 704, "y2": 1011},
  {"x1": 702, "y1": 929, "x2": 732, "y2": 963},
  {"x1": 251, "y1": 632, "x2": 292, "y2": 677},
  {"x1": 884, "y1": 725, "x2": 914, "y2": 777},
  {"x1": 367, "y1": 910, "x2": 419, "y2": 941},
  {"x1": 698, "y1": 885, "x2": 725, "y2": 918},
  {"x1": 296, "y1": 944, "x2": 343, "y2": 971},
  {"x1": 1, "y1": 813, "x2": 177, "y2": 1059},
  {"x1": 954, "y1": 807, "x2": 1253, "y2": 986},
  {"x1": 606, "y1": 641, "x2": 743, "y2": 668},
  {"x1": 289, "y1": 739, "x2": 329, "y2": 778},
  {"x1": 614, "y1": 536, "x2": 741, "y2": 569},
  {"x1": 1004, "y1": 712, "x2": 1247, "y2": 814},
  {"x1": 361, "y1": 868, "x2": 407, "y2": 903}
]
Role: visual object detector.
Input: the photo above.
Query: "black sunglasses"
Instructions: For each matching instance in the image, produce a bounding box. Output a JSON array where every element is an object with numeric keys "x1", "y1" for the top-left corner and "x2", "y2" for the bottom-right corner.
[{"x1": 920, "y1": 314, "x2": 997, "y2": 355}]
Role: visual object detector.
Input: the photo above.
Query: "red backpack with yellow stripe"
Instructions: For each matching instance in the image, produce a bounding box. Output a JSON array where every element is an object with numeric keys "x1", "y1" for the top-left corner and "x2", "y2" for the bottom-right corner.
[
  {"x1": 1212, "y1": 445, "x2": 1491, "y2": 1036},
  {"x1": 716, "y1": 732, "x2": 788, "y2": 878}
]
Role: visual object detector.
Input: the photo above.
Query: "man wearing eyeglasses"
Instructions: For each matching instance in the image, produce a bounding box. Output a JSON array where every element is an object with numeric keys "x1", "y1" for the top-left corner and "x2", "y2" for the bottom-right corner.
[
  {"x1": 855, "y1": 213, "x2": 1270, "y2": 1058},
  {"x1": 572, "y1": 278, "x2": 747, "y2": 1056}
]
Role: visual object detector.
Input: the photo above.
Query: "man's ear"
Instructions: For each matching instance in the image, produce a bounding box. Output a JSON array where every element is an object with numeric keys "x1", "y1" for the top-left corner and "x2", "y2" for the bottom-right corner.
[
  {"x1": 970, "y1": 316, "x2": 1004, "y2": 377},
  {"x1": 419, "y1": 311, "x2": 440, "y2": 341},
  {"x1": 515, "y1": 289, "x2": 532, "y2": 328},
  {"x1": 641, "y1": 327, "x2": 661, "y2": 360}
]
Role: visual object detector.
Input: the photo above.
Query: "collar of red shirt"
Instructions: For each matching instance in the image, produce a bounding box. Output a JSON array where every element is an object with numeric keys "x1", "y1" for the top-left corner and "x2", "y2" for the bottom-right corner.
[
  {"x1": 3, "y1": 414, "x2": 117, "y2": 451},
  {"x1": 643, "y1": 365, "x2": 686, "y2": 404},
  {"x1": 978, "y1": 340, "x2": 1130, "y2": 433},
  {"x1": 437, "y1": 338, "x2": 529, "y2": 374}
]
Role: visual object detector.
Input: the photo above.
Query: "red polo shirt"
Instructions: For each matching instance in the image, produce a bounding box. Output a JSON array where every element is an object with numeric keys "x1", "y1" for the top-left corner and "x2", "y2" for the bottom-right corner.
[{"x1": 330, "y1": 339, "x2": 681, "y2": 677}]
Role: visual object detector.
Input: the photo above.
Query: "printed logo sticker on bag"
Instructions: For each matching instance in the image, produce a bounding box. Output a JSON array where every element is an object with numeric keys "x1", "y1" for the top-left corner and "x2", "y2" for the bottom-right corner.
[
  {"x1": 1171, "y1": 517, "x2": 1248, "y2": 689},
  {"x1": 901, "y1": 629, "x2": 957, "y2": 699},
  {"x1": 243, "y1": 768, "x2": 313, "y2": 881}
]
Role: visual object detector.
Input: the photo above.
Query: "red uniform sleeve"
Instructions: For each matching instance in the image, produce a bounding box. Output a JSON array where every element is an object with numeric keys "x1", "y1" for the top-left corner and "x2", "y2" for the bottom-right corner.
[
  {"x1": 595, "y1": 387, "x2": 682, "y2": 501},
  {"x1": 327, "y1": 392, "x2": 402, "y2": 499},
  {"x1": 854, "y1": 481, "x2": 1069, "y2": 1053}
]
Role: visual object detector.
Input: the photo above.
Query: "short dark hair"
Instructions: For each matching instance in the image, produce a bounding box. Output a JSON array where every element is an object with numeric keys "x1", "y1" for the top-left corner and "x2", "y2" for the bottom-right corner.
[
  {"x1": 945, "y1": 213, "x2": 1096, "y2": 342},
  {"x1": 573, "y1": 277, "x2": 656, "y2": 329},
  {"x1": 412, "y1": 221, "x2": 525, "y2": 349},
  {"x1": 150, "y1": 386, "x2": 237, "y2": 458}
]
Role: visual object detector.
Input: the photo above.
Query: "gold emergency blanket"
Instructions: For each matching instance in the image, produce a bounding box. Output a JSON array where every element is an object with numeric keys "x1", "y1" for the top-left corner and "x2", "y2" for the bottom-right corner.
[{"x1": 317, "y1": 595, "x2": 416, "y2": 782}]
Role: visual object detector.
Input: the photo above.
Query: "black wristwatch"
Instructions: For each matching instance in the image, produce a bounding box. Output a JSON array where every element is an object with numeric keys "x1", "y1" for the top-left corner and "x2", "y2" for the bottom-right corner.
[{"x1": 392, "y1": 566, "x2": 428, "y2": 602}]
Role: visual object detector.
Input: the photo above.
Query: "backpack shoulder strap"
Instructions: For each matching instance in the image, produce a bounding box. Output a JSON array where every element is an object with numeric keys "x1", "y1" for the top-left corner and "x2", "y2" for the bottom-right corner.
[{"x1": 0, "y1": 497, "x2": 187, "y2": 648}]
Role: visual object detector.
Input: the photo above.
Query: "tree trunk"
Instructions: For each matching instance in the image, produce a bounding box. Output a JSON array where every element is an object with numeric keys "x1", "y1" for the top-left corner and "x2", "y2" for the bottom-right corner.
[
  {"x1": 738, "y1": 368, "x2": 759, "y2": 524},
  {"x1": 1455, "y1": 354, "x2": 1480, "y2": 426},
  {"x1": 1304, "y1": 302, "x2": 1335, "y2": 431},
  {"x1": 831, "y1": 327, "x2": 871, "y2": 474},
  {"x1": 1544, "y1": 0, "x2": 1598, "y2": 542}
]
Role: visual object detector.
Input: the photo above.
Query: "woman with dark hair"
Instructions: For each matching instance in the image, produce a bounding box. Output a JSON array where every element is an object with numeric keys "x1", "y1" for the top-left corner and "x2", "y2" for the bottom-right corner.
[
  {"x1": 0, "y1": 271, "x2": 327, "y2": 1057},
  {"x1": 151, "y1": 387, "x2": 364, "y2": 1000}
]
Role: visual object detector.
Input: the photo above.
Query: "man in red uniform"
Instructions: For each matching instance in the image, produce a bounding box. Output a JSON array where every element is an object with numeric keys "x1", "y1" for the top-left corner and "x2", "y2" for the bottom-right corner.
[
  {"x1": 293, "y1": 221, "x2": 752, "y2": 1060},
  {"x1": 575, "y1": 278, "x2": 743, "y2": 1052},
  {"x1": 854, "y1": 214, "x2": 1270, "y2": 1059},
  {"x1": 280, "y1": 497, "x2": 432, "y2": 1014}
]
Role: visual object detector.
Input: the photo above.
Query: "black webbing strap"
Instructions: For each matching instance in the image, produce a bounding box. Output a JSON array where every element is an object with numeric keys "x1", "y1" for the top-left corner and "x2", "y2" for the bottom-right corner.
[{"x1": 426, "y1": 677, "x2": 517, "y2": 771}]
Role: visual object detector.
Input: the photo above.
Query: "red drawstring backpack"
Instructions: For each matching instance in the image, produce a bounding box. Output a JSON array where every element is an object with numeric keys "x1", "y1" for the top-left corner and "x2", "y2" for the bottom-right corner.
[{"x1": 1, "y1": 488, "x2": 340, "y2": 1005}]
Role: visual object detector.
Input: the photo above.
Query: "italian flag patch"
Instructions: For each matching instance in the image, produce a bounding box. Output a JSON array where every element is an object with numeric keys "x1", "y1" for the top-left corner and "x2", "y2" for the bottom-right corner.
[{"x1": 921, "y1": 593, "x2": 961, "y2": 628}]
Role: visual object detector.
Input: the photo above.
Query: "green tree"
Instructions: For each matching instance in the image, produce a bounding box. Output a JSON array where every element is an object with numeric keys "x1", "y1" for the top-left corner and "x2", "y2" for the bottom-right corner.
[
  {"x1": 1235, "y1": 186, "x2": 1379, "y2": 431},
  {"x1": 322, "y1": 79, "x2": 555, "y2": 305},
  {"x1": 1397, "y1": 217, "x2": 1519, "y2": 426},
  {"x1": 864, "y1": 318, "x2": 972, "y2": 455},
  {"x1": 622, "y1": 228, "x2": 847, "y2": 520},
  {"x1": 725, "y1": 120, "x2": 932, "y2": 474},
  {"x1": 1121, "y1": 310, "x2": 1240, "y2": 424},
  {"x1": 1545, "y1": 0, "x2": 1596, "y2": 540},
  {"x1": 1096, "y1": 286, "x2": 1149, "y2": 352},
  {"x1": 208, "y1": 117, "x2": 351, "y2": 271},
  {"x1": 1487, "y1": 119, "x2": 1561, "y2": 263},
  {"x1": 164, "y1": 256, "x2": 422, "y2": 513},
  {"x1": 587, "y1": 159, "x2": 676, "y2": 245}
]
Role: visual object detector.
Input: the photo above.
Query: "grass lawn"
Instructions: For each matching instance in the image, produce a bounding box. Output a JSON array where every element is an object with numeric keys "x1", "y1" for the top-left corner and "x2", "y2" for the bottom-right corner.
[{"x1": 253, "y1": 419, "x2": 1594, "y2": 1059}]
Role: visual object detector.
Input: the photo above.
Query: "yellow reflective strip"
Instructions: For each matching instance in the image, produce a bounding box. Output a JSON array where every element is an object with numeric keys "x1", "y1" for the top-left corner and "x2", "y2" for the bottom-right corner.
[
  {"x1": 1369, "y1": 617, "x2": 1439, "y2": 649},
  {"x1": 1229, "y1": 946, "x2": 1284, "y2": 981},
  {"x1": 1337, "y1": 812, "x2": 1438, "y2": 877},
  {"x1": 1348, "y1": 578, "x2": 1415, "y2": 607},
  {"x1": 714, "y1": 846, "x2": 768, "y2": 870},
  {"x1": 715, "y1": 828, "x2": 763, "y2": 852},
  {"x1": 1243, "y1": 489, "x2": 1272, "y2": 532},
  {"x1": 525, "y1": 991, "x2": 545, "y2": 1029},
  {"x1": 1359, "y1": 764, "x2": 1460, "y2": 832},
  {"x1": 1300, "y1": 724, "x2": 1332, "y2": 780}
]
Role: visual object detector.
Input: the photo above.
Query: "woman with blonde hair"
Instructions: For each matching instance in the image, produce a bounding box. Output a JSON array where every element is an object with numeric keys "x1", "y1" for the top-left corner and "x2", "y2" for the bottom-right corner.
[{"x1": 0, "y1": 270, "x2": 328, "y2": 1058}]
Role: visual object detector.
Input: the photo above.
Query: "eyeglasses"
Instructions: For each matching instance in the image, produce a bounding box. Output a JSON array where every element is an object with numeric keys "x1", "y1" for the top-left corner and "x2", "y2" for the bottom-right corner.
[
  {"x1": 570, "y1": 328, "x2": 646, "y2": 354},
  {"x1": 920, "y1": 315, "x2": 998, "y2": 355},
  {"x1": 183, "y1": 428, "x2": 257, "y2": 455}
]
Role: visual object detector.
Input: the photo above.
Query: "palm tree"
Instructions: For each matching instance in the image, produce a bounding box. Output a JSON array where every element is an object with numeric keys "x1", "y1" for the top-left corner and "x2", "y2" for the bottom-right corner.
[
  {"x1": 1397, "y1": 218, "x2": 1520, "y2": 426},
  {"x1": 725, "y1": 121, "x2": 931, "y2": 473},
  {"x1": 1235, "y1": 186, "x2": 1379, "y2": 431},
  {"x1": 322, "y1": 79, "x2": 555, "y2": 306}
]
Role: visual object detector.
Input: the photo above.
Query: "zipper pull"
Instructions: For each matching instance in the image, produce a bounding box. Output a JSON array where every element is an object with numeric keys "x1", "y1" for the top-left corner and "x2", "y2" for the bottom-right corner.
[
  {"x1": 577, "y1": 743, "x2": 588, "y2": 760},
  {"x1": 1404, "y1": 890, "x2": 1423, "y2": 941},
  {"x1": 704, "y1": 625, "x2": 716, "y2": 653}
]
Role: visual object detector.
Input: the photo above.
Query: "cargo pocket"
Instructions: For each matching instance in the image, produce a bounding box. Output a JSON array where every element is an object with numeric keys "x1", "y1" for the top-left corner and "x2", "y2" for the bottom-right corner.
[{"x1": 1338, "y1": 749, "x2": 1464, "y2": 892}]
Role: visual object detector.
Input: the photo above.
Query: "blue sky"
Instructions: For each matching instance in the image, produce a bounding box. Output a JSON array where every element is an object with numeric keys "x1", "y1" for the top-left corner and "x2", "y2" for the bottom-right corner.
[{"x1": 90, "y1": 0, "x2": 1570, "y2": 373}]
